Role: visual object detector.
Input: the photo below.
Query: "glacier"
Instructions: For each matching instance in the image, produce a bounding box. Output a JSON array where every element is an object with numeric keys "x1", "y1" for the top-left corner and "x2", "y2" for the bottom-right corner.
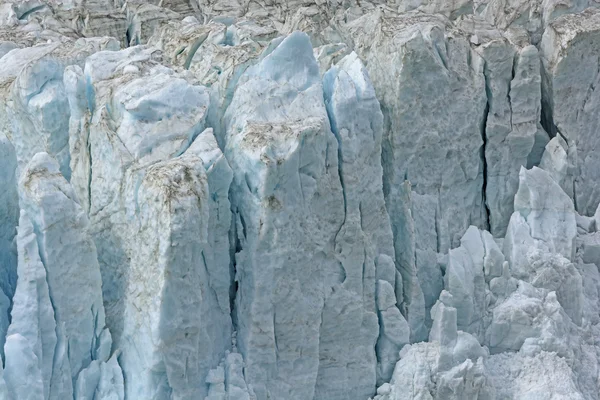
[{"x1": 1, "y1": 0, "x2": 600, "y2": 399}]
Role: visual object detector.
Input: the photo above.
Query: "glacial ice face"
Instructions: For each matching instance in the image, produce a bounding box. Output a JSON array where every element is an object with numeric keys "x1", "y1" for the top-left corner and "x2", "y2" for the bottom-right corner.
[
  {"x1": 3, "y1": 0, "x2": 600, "y2": 399},
  {"x1": 477, "y1": 42, "x2": 544, "y2": 237},
  {"x1": 0, "y1": 36, "x2": 120, "y2": 180},
  {"x1": 2, "y1": 152, "x2": 123, "y2": 399},
  {"x1": 346, "y1": 13, "x2": 489, "y2": 341},
  {"x1": 371, "y1": 157, "x2": 596, "y2": 400},
  {"x1": 65, "y1": 44, "x2": 233, "y2": 399},
  {"x1": 223, "y1": 32, "x2": 395, "y2": 399},
  {"x1": 118, "y1": 152, "x2": 214, "y2": 400},
  {"x1": 0, "y1": 132, "x2": 18, "y2": 355},
  {"x1": 540, "y1": 8, "x2": 600, "y2": 215},
  {"x1": 17, "y1": 153, "x2": 110, "y2": 383},
  {"x1": 7, "y1": 211, "x2": 56, "y2": 400},
  {"x1": 323, "y1": 51, "x2": 409, "y2": 386},
  {"x1": 505, "y1": 166, "x2": 577, "y2": 269}
]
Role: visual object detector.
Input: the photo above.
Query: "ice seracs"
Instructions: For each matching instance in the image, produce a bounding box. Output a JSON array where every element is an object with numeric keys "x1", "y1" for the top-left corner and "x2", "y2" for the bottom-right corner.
[
  {"x1": 372, "y1": 137, "x2": 599, "y2": 399},
  {"x1": 184, "y1": 128, "x2": 235, "y2": 317},
  {"x1": 224, "y1": 32, "x2": 387, "y2": 399},
  {"x1": 346, "y1": 11, "x2": 490, "y2": 341},
  {"x1": 505, "y1": 166, "x2": 577, "y2": 267},
  {"x1": 370, "y1": 295, "x2": 492, "y2": 400},
  {"x1": 119, "y1": 151, "x2": 214, "y2": 400},
  {"x1": 371, "y1": 160, "x2": 593, "y2": 399},
  {"x1": 477, "y1": 41, "x2": 546, "y2": 237},
  {"x1": 66, "y1": 45, "x2": 234, "y2": 399},
  {"x1": 0, "y1": 36, "x2": 120, "y2": 180},
  {"x1": 5, "y1": 211, "x2": 56, "y2": 399},
  {"x1": 1, "y1": 152, "x2": 124, "y2": 399},
  {"x1": 539, "y1": 8, "x2": 600, "y2": 215},
  {"x1": 2, "y1": 1, "x2": 600, "y2": 399},
  {"x1": 323, "y1": 51, "x2": 409, "y2": 386}
]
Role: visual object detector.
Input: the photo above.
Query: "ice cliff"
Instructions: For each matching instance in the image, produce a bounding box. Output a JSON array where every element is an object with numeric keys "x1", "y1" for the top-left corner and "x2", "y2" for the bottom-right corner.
[{"x1": 1, "y1": 0, "x2": 600, "y2": 399}]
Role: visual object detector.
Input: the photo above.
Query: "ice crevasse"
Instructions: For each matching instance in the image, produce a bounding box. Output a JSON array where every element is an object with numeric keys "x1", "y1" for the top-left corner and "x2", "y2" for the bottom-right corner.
[{"x1": 1, "y1": 0, "x2": 600, "y2": 399}]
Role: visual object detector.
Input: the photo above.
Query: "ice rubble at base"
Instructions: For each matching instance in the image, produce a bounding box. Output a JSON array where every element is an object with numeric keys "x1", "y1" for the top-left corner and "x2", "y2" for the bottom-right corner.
[
  {"x1": 371, "y1": 164, "x2": 592, "y2": 400},
  {"x1": 1, "y1": 0, "x2": 600, "y2": 399}
]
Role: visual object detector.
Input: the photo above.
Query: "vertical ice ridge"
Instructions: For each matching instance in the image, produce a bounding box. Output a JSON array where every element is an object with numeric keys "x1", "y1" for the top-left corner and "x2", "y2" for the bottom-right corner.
[{"x1": 3, "y1": 152, "x2": 124, "y2": 399}]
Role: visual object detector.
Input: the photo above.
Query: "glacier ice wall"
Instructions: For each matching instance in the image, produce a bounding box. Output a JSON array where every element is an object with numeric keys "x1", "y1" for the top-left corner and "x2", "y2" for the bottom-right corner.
[{"x1": 1, "y1": 0, "x2": 600, "y2": 399}]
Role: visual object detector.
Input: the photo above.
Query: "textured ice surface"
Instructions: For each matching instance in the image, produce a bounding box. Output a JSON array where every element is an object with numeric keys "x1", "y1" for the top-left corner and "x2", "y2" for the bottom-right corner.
[
  {"x1": 2, "y1": 153, "x2": 123, "y2": 399},
  {"x1": 540, "y1": 8, "x2": 600, "y2": 215},
  {"x1": 2, "y1": 1, "x2": 600, "y2": 399},
  {"x1": 65, "y1": 45, "x2": 232, "y2": 399},
  {"x1": 222, "y1": 32, "x2": 397, "y2": 399}
]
